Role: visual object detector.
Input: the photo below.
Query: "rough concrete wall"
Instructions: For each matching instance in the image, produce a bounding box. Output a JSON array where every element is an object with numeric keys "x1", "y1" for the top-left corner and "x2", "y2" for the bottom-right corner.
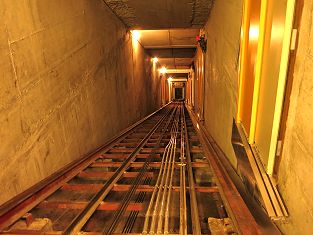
[
  {"x1": 0, "y1": 0, "x2": 160, "y2": 205},
  {"x1": 201, "y1": 0, "x2": 242, "y2": 166},
  {"x1": 276, "y1": 0, "x2": 313, "y2": 233},
  {"x1": 104, "y1": 0, "x2": 213, "y2": 29}
]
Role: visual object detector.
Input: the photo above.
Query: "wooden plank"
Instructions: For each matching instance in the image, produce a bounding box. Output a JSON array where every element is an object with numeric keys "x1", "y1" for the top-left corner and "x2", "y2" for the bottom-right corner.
[
  {"x1": 37, "y1": 201, "x2": 143, "y2": 211},
  {"x1": 140, "y1": 148, "x2": 165, "y2": 153},
  {"x1": 90, "y1": 161, "x2": 208, "y2": 168},
  {"x1": 99, "y1": 154, "x2": 161, "y2": 159},
  {"x1": 115, "y1": 143, "x2": 138, "y2": 147},
  {"x1": 0, "y1": 104, "x2": 171, "y2": 231},
  {"x1": 1, "y1": 231, "x2": 61, "y2": 235},
  {"x1": 61, "y1": 184, "x2": 219, "y2": 194},
  {"x1": 61, "y1": 184, "x2": 103, "y2": 192},
  {"x1": 62, "y1": 107, "x2": 173, "y2": 235},
  {"x1": 1, "y1": 231, "x2": 181, "y2": 235},
  {"x1": 78, "y1": 171, "x2": 154, "y2": 178},
  {"x1": 107, "y1": 148, "x2": 136, "y2": 153}
]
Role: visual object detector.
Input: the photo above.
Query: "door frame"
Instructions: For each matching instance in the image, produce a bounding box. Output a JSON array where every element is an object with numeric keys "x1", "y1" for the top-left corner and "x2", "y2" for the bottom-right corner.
[{"x1": 237, "y1": 0, "x2": 296, "y2": 174}]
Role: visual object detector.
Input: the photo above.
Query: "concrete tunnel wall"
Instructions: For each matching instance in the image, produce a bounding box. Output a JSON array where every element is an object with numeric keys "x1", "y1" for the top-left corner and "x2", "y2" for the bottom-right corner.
[
  {"x1": 201, "y1": 0, "x2": 242, "y2": 167},
  {"x1": 200, "y1": 0, "x2": 313, "y2": 234},
  {"x1": 276, "y1": 0, "x2": 313, "y2": 233},
  {"x1": 0, "y1": 0, "x2": 161, "y2": 205}
]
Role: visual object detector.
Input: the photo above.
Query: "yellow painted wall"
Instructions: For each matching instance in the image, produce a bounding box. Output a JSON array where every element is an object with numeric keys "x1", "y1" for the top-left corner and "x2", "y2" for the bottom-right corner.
[
  {"x1": 238, "y1": 0, "x2": 261, "y2": 136},
  {"x1": 254, "y1": 0, "x2": 287, "y2": 168}
]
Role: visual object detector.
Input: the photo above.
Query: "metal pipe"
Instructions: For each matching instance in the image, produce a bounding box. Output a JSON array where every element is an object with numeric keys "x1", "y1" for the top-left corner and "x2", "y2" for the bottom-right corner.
[
  {"x1": 142, "y1": 144, "x2": 171, "y2": 235},
  {"x1": 156, "y1": 121, "x2": 178, "y2": 234},
  {"x1": 179, "y1": 108, "x2": 188, "y2": 235},
  {"x1": 142, "y1": 108, "x2": 179, "y2": 235},
  {"x1": 182, "y1": 107, "x2": 202, "y2": 235},
  {"x1": 155, "y1": 144, "x2": 174, "y2": 234},
  {"x1": 164, "y1": 118, "x2": 179, "y2": 234},
  {"x1": 162, "y1": 137, "x2": 177, "y2": 234},
  {"x1": 63, "y1": 106, "x2": 173, "y2": 235},
  {"x1": 105, "y1": 108, "x2": 179, "y2": 235},
  {"x1": 145, "y1": 108, "x2": 181, "y2": 235},
  {"x1": 149, "y1": 139, "x2": 174, "y2": 234},
  {"x1": 163, "y1": 140, "x2": 176, "y2": 234}
]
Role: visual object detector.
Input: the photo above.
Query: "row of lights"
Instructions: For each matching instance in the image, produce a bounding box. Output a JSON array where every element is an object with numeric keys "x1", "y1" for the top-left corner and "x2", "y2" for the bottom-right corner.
[
  {"x1": 151, "y1": 57, "x2": 168, "y2": 74},
  {"x1": 131, "y1": 30, "x2": 169, "y2": 76}
]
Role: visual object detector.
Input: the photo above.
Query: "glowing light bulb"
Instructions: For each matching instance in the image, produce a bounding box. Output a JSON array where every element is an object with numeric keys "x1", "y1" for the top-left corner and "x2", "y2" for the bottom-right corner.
[
  {"x1": 159, "y1": 67, "x2": 167, "y2": 74},
  {"x1": 152, "y1": 57, "x2": 159, "y2": 63},
  {"x1": 131, "y1": 30, "x2": 141, "y2": 41},
  {"x1": 249, "y1": 25, "x2": 259, "y2": 41}
]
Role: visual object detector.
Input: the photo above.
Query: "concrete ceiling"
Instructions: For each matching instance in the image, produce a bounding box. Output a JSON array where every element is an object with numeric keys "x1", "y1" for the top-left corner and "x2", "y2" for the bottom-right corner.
[
  {"x1": 147, "y1": 48, "x2": 196, "y2": 58},
  {"x1": 104, "y1": 0, "x2": 212, "y2": 69},
  {"x1": 139, "y1": 29, "x2": 199, "y2": 48},
  {"x1": 157, "y1": 58, "x2": 194, "y2": 69},
  {"x1": 104, "y1": 0, "x2": 214, "y2": 29},
  {"x1": 137, "y1": 29, "x2": 197, "y2": 69}
]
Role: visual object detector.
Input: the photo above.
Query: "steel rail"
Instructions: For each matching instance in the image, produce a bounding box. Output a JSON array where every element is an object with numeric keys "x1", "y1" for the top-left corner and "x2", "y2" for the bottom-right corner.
[
  {"x1": 156, "y1": 138, "x2": 175, "y2": 233},
  {"x1": 179, "y1": 109, "x2": 187, "y2": 235},
  {"x1": 148, "y1": 140, "x2": 174, "y2": 234},
  {"x1": 185, "y1": 104, "x2": 264, "y2": 235},
  {"x1": 63, "y1": 106, "x2": 173, "y2": 235},
  {"x1": 141, "y1": 144, "x2": 171, "y2": 235},
  {"x1": 163, "y1": 121, "x2": 179, "y2": 234},
  {"x1": 122, "y1": 177, "x2": 151, "y2": 233},
  {"x1": 156, "y1": 108, "x2": 180, "y2": 234},
  {"x1": 105, "y1": 163, "x2": 150, "y2": 234},
  {"x1": 103, "y1": 107, "x2": 178, "y2": 234},
  {"x1": 182, "y1": 107, "x2": 202, "y2": 235},
  {"x1": 156, "y1": 119, "x2": 178, "y2": 234},
  {"x1": 142, "y1": 107, "x2": 180, "y2": 235},
  {"x1": 148, "y1": 109, "x2": 181, "y2": 235},
  {"x1": 0, "y1": 103, "x2": 172, "y2": 232}
]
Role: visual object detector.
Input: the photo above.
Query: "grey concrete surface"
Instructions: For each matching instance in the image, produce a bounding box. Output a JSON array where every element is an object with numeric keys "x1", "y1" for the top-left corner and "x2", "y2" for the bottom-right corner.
[
  {"x1": 201, "y1": 0, "x2": 242, "y2": 166},
  {"x1": 104, "y1": 0, "x2": 213, "y2": 29},
  {"x1": 276, "y1": 0, "x2": 313, "y2": 234},
  {"x1": 200, "y1": 0, "x2": 313, "y2": 233},
  {"x1": 0, "y1": 0, "x2": 161, "y2": 205}
]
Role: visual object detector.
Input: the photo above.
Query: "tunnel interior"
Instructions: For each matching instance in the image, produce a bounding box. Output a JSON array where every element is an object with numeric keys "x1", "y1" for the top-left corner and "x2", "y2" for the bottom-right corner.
[
  {"x1": 1, "y1": 0, "x2": 313, "y2": 235},
  {"x1": 174, "y1": 88, "x2": 183, "y2": 100}
]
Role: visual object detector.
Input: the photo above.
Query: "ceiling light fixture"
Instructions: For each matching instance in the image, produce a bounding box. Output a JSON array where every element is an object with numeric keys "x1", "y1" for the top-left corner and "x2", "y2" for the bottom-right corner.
[
  {"x1": 159, "y1": 66, "x2": 167, "y2": 74},
  {"x1": 131, "y1": 30, "x2": 141, "y2": 41}
]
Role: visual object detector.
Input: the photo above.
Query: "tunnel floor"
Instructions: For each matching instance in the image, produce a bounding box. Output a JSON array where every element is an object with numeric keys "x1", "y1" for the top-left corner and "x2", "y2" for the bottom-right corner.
[{"x1": 0, "y1": 103, "x2": 242, "y2": 234}]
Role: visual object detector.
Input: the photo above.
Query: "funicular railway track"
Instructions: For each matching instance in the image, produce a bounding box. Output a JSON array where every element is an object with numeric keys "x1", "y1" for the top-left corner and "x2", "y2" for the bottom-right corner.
[{"x1": 0, "y1": 103, "x2": 260, "y2": 235}]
